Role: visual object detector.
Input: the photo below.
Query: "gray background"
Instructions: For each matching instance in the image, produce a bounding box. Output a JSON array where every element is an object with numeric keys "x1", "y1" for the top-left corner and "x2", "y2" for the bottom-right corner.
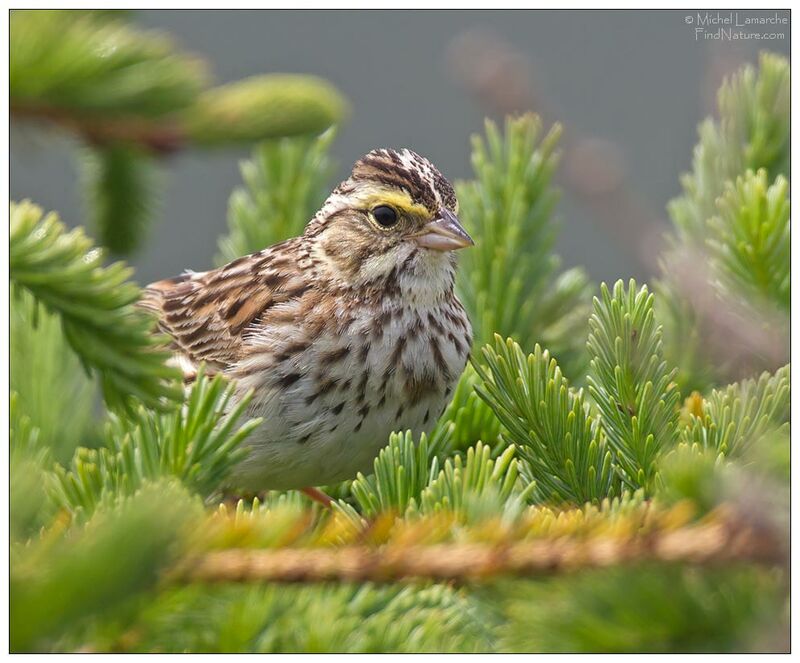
[{"x1": 10, "y1": 9, "x2": 790, "y2": 286}]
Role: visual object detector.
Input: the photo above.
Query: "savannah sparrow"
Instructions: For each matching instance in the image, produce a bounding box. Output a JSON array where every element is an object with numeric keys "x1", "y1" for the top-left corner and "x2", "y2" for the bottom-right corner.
[{"x1": 141, "y1": 149, "x2": 473, "y2": 501}]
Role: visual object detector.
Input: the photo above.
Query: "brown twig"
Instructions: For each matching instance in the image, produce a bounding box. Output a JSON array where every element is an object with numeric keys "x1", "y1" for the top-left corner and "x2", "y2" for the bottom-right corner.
[
  {"x1": 11, "y1": 102, "x2": 185, "y2": 154},
  {"x1": 173, "y1": 516, "x2": 783, "y2": 585}
]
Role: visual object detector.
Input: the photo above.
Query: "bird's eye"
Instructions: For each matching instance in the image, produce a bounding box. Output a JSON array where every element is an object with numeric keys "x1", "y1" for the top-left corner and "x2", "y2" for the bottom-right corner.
[{"x1": 371, "y1": 205, "x2": 398, "y2": 228}]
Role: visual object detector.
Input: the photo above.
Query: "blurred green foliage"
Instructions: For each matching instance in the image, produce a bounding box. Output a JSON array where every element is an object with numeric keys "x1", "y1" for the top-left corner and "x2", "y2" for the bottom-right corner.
[
  {"x1": 8, "y1": 45, "x2": 790, "y2": 652},
  {"x1": 658, "y1": 52, "x2": 789, "y2": 393},
  {"x1": 456, "y1": 115, "x2": 592, "y2": 379},
  {"x1": 217, "y1": 129, "x2": 336, "y2": 264},
  {"x1": 11, "y1": 9, "x2": 347, "y2": 255},
  {"x1": 10, "y1": 200, "x2": 182, "y2": 412}
]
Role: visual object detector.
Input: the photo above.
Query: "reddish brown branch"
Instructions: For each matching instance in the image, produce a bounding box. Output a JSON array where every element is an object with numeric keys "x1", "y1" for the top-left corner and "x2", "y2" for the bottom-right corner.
[
  {"x1": 174, "y1": 517, "x2": 783, "y2": 585},
  {"x1": 11, "y1": 102, "x2": 185, "y2": 154}
]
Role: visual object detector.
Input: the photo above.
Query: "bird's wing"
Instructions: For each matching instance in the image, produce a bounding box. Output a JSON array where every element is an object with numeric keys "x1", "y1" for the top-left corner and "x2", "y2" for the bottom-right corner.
[{"x1": 139, "y1": 238, "x2": 311, "y2": 373}]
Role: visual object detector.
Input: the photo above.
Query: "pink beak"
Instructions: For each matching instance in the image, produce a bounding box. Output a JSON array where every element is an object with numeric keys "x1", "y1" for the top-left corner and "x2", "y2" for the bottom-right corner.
[{"x1": 413, "y1": 209, "x2": 474, "y2": 252}]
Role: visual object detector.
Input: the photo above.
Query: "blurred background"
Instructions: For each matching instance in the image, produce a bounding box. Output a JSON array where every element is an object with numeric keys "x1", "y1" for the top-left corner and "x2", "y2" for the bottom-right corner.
[
  {"x1": 9, "y1": 12, "x2": 791, "y2": 653},
  {"x1": 10, "y1": 9, "x2": 789, "y2": 286}
]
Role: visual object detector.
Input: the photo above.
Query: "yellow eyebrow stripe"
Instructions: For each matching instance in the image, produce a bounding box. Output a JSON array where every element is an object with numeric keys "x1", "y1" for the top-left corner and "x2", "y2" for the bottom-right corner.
[{"x1": 356, "y1": 190, "x2": 432, "y2": 218}]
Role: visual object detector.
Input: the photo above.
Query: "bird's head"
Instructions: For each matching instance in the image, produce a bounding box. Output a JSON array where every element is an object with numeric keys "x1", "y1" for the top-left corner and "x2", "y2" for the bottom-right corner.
[{"x1": 305, "y1": 148, "x2": 473, "y2": 297}]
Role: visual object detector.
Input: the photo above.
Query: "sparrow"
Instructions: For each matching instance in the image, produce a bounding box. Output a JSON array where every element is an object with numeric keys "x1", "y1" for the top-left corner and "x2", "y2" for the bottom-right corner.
[{"x1": 141, "y1": 148, "x2": 473, "y2": 504}]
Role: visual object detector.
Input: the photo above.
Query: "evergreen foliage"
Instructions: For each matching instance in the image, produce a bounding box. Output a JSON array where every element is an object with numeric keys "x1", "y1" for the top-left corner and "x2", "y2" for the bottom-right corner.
[
  {"x1": 587, "y1": 280, "x2": 680, "y2": 493},
  {"x1": 432, "y1": 363, "x2": 504, "y2": 455},
  {"x1": 11, "y1": 10, "x2": 346, "y2": 255},
  {"x1": 11, "y1": 481, "x2": 201, "y2": 653},
  {"x1": 456, "y1": 115, "x2": 592, "y2": 377},
  {"x1": 498, "y1": 565, "x2": 784, "y2": 653},
  {"x1": 10, "y1": 291, "x2": 97, "y2": 463},
  {"x1": 667, "y1": 52, "x2": 789, "y2": 242},
  {"x1": 10, "y1": 393, "x2": 52, "y2": 540},
  {"x1": 80, "y1": 144, "x2": 159, "y2": 255},
  {"x1": 658, "y1": 52, "x2": 790, "y2": 392},
  {"x1": 419, "y1": 442, "x2": 532, "y2": 517},
  {"x1": 185, "y1": 76, "x2": 346, "y2": 147},
  {"x1": 217, "y1": 129, "x2": 336, "y2": 264},
  {"x1": 681, "y1": 364, "x2": 789, "y2": 458},
  {"x1": 708, "y1": 169, "x2": 790, "y2": 312},
  {"x1": 10, "y1": 10, "x2": 205, "y2": 117},
  {"x1": 79, "y1": 583, "x2": 494, "y2": 653},
  {"x1": 50, "y1": 371, "x2": 261, "y2": 519},
  {"x1": 9, "y1": 200, "x2": 182, "y2": 412},
  {"x1": 8, "y1": 45, "x2": 790, "y2": 652},
  {"x1": 475, "y1": 337, "x2": 618, "y2": 504},
  {"x1": 348, "y1": 430, "x2": 440, "y2": 518},
  {"x1": 346, "y1": 432, "x2": 529, "y2": 520}
]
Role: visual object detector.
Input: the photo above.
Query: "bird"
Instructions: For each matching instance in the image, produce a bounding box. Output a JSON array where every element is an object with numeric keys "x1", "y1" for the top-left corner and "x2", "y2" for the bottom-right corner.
[{"x1": 140, "y1": 148, "x2": 474, "y2": 505}]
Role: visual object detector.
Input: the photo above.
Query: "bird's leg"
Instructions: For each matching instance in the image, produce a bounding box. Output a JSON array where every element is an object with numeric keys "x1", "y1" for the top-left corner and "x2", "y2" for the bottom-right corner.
[{"x1": 300, "y1": 486, "x2": 334, "y2": 508}]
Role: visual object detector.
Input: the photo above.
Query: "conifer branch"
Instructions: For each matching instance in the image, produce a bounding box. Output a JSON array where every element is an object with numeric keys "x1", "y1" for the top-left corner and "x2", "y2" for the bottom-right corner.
[
  {"x1": 80, "y1": 143, "x2": 160, "y2": 255},
  {"x1": 474, "y1": 336, "x2": 619, "y2": 504},
  {"x1": 185, "y1": 76, "x2": 346, "y2": 147},
  {"x1": 50, "y1": 371, "x2": 262, "y2": 518},
  {"x1": 11, "y1": 10, "x2": 346, "y2": 256},
  {"x1": 9, "y1": 201, "x2": 182, "y2": 412},
  {"x1": 10, "y1": 12, "x2": 346, "y2": 153},
  {"x1": 682, "y1": 365, "x2": 789, "y2": 457},
  {"x1": 456, "y1": 115, "x2": 591, "y2": 377},
  {"x1": 11, "y1": 481, "x2": 199, "y2": 653},
  {"x1": 348, "y1": 431, "x2": 439, "y2": 518},
  {"x1": 658, "y1": 53, "x2": 790, "y2": 391},
  {"x1": 345, "y1": 433, "x2": 529, "y2": 521},
  {"x1": 175, "y1": 512, "x2": 782, "y2": 584},
  {"x1": 431, "y1": 364, "x2": 504, "y2": 455},
  {"x1": 217, "y1": 129, "x2": 336, "y2": 264},
  {"x1": 11, "y1": 291, "x2": 97, "y2": 463},
  {"x1": 708, "y1": 170, "x2": 789, "y2": 312},
  {"x1": 667, "y1": 52, "x2": 789, "y2": 245},
  {"x1": 10, "y1": 393, "x2": 52, "y2": 540},
  {"x1": 419, "y1": 442, "x2": 534, "y2": 516},
  {"x1": 10, "y1": 10, "x2": 206, "y2": 121},
  {"x1": 587, "y1": 280, "x2": 680, "y2": 493}
]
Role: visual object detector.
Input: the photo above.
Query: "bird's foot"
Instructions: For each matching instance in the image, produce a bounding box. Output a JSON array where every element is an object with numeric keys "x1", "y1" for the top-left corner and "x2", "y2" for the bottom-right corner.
[{"x1": 300, "y1": 486, "x2": 334, "y2": 508}]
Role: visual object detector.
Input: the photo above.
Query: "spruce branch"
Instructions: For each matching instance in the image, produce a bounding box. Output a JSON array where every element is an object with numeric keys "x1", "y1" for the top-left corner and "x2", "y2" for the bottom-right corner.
[
  {"x1": 587, "y1": 280, "x2": 680, "y2": 493},
  {"x1": 49, "y1": 370, "x2": 262, "y2": 518},
  {"x1": 345, "y1": 433, "x2": 529, "y2": 521},
  {"x1": 11, "y1": 10, "x2": 346, "y2": 257},
  {"x1": 11, "y1": 11, "x2": 346, "y2": 152},
  {"x1": 419, "y1": 442, "x2": 534, "y2": 517},
  {"x1": 174, "y1": 511, "x2": 781, "y2": 584},
  {"x1": 456, "y1": 114, "x2": 591, "y2": 376},
  {"x1": 101, "y1": 583, "x2": 492, "y2": 653},
  {"x1": 668, "y1": 52, "x2": 789, "y2": 244},
  {"x1": 10, "y1": 393, "x2": 53, "y2": 540},
  {"x1": 11, "y1": 480, "x2": 200, "y2": 653},
  {"x1": 217, "y1": 129, "x2": 335, "y2": 265},
  {"x1": 474, "y1": 336, "x2": 619, "y2": 504},
  {"x1": 658, "y1": 53, "x2": 789, "y2": 391},
  {"x1": 499, "y1": 565, "x2": 784, "y2": 653},
  {"x1": 682, "y1": 364, "x2": 789, "y2": 458},
  {"x1": 185, "y1": 76, "x2": 347, "y2": 147},
  {"x1": 431, "y1": 363, "x2": 504, "y2": 456},
  {"x1": 9, "y1": 201, "x2": 182, "y2": 411},
  {"x1": 707, "y1": 170, "x2": 789, "y2": 312},
  {"x1": 10, "y1": 10, "x2": 206, "y2": 120},
  {"x1": 348, "y1": 431, "x2": 440, "y2": 518},
  {"x1": 81, "y1": 143, "x2": 160, "y2": 255},
  {"x1": 11, "y1": 290, "x2": 97, "y2": 463}
]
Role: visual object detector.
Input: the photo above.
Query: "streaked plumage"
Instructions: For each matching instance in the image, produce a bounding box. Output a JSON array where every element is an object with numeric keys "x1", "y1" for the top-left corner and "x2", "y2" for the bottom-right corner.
[{"x1": 141, "y1": 149, "x2": 473, "y2": 490}]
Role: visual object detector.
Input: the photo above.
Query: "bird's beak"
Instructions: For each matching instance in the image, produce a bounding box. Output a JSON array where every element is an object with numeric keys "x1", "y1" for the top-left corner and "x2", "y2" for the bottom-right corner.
[{"x1": 413, "y1": 209, "x2": 474, "y2": 251}]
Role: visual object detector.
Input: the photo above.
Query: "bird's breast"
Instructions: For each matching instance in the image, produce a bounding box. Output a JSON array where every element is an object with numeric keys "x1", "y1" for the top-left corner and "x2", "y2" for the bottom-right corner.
[{"x1": 229, "y1": 293, "x2": 472, "y2": 489}]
